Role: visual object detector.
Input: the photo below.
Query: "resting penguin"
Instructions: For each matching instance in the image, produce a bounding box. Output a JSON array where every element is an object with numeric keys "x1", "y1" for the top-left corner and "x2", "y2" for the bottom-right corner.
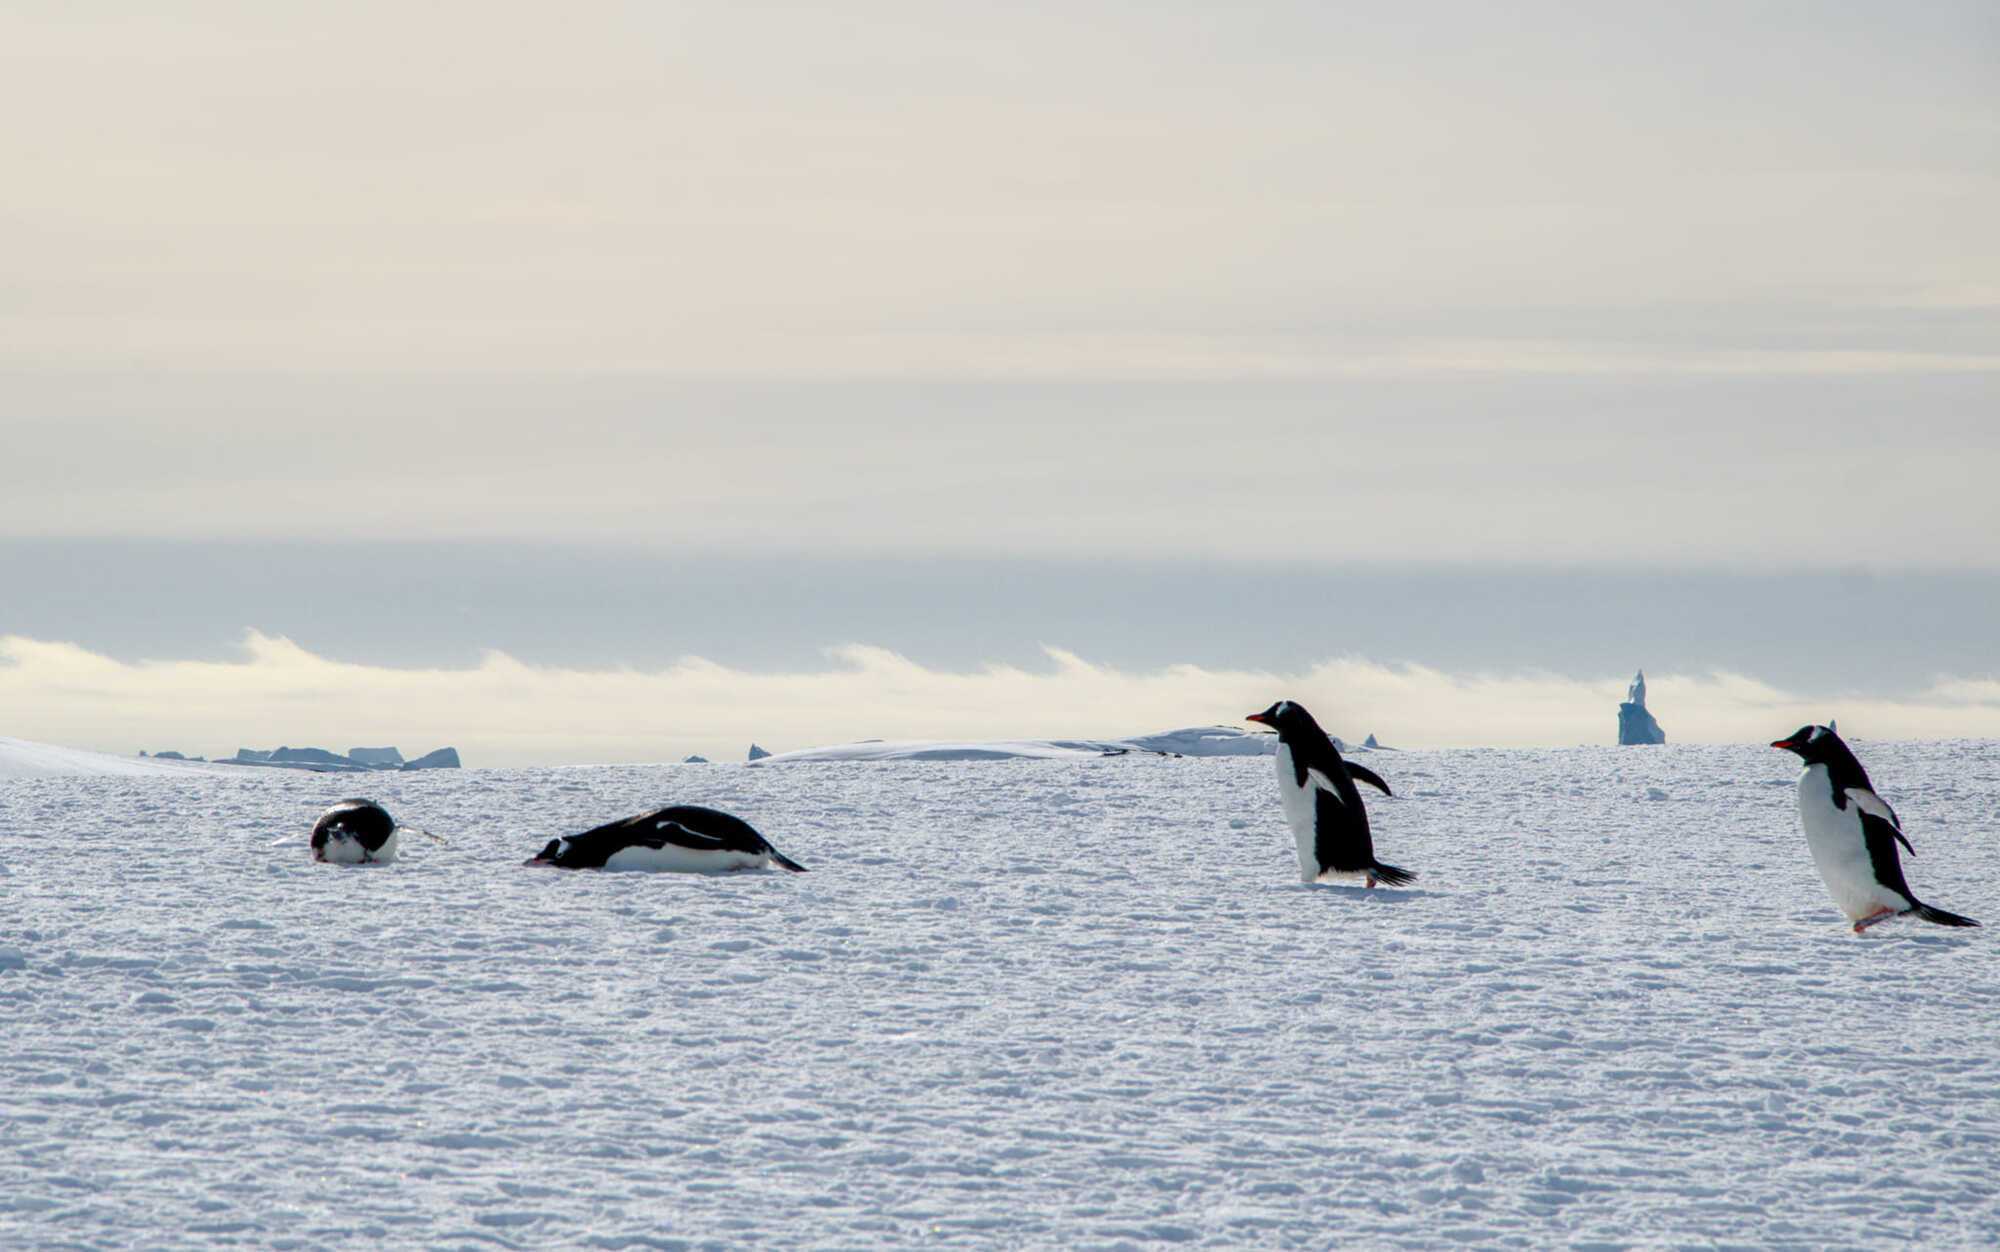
[
  {"x1": 1247, "y1": 700, "x2": 1412, "y2": 887},
  {"x1": 309, "y1": 799, "x2": 402, "y2": 865},
  {"x1": 1772, "y1": 725, "x2": 1978, "y2": 934},
  {"x1": 525, "y1": 805, "x2": 807, "y2": 873}
]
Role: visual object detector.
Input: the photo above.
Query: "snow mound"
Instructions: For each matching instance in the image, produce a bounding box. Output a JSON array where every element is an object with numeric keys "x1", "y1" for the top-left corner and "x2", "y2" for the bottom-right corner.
[
  {"x1": 1122, "y1": 725, "x2": 1280, "y2": 756},
  {"x1": 751, "y1": 725, "x2": 1279, "y2": 764},
  {"x1": 0, "y1": 736, "x2": 215, "y2": 778}
]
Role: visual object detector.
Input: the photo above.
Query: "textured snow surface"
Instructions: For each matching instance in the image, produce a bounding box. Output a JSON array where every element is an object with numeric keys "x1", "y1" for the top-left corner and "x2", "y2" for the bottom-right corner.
[{"x1": 4, "y1": 742, "x2": 1999, "y2": 1248}]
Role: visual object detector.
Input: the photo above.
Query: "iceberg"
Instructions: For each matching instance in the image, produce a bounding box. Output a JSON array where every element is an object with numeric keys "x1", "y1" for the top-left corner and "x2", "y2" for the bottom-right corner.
[
  {"x1": 747, "y1": 744, "x2": 773, "y2": 761},
  {"x1": 217, "y1": 745, "x2": 461, "y2": 772},
  {"x1": 1617, "y1": 670, "x2": 1667, "y2": 745}
]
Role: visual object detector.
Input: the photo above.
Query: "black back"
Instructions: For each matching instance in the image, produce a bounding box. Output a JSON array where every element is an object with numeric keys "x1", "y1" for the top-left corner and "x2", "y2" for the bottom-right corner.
[
  {"x1": 544, "y1": 805, "x2": 777, "y2": 869},
  {"x1": 309, "y1": 799, "x2": 396, "y2": 854},
  {"x1": 1260, "y1": 701, "x2": 1380, "y2": 873}
]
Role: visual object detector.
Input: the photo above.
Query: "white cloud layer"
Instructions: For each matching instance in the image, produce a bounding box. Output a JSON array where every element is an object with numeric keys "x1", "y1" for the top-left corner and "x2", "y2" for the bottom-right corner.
[{"x1": 4, "y1": 632, "x2": 1994, "y2": 766}]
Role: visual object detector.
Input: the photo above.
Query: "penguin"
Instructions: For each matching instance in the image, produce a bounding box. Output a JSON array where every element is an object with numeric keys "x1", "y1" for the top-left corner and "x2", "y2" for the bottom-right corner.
[
  {"x1": 309, "y1": 799, "x2": 401, "y2": 865},
  {"x1": 524, "y1": 805, "x2": 808, "y2": 873},
  {"x1": 1772, "y1": 725, "x2": 1978, "y2": 934},
  {"x1": 1246, "y1": 700, "x2": 1412, "y2": 887}
]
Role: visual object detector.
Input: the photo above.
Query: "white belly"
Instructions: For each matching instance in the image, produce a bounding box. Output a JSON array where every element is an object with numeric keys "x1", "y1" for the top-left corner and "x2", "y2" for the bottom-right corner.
[
  {"x1": 601, "y1": 843, "x2": 768, "y2": 873},
  {"x1": 1797, "y1": 765, "x2": 1907, "y2": 921},
  {"x1": 316, "y1": 829, "x2": 400, "y2": 865},
  {"x1": 1274, "y1": 744, "x2": 1323, "y2": 882}
]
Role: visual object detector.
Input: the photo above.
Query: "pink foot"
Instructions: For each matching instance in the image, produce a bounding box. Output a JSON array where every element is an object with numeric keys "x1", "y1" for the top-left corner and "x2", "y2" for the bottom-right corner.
[
  {"x1": 1365, "y1": 874, "x2": 1377, "y2": 889},
  {"x1": 1853, "y1": 907, "x2": 1899, "y2": 934}
]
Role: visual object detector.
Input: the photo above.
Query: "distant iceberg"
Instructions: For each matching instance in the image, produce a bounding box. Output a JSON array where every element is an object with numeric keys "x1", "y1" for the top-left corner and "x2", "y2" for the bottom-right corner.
[
  {"x1": 747, "y1": 743, "x2": 772, "y2": 761},
  {"x1": 1617, "y1": 670, "x2": 1667, "y2": 745},
  {"x1": 220, "y1": 745, "x2": 462, "y2": 772}
]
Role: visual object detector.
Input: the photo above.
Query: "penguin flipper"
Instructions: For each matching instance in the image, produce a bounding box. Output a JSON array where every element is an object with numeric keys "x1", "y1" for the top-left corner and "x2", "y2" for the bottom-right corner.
[
  {"x1": 1857, "y1": 811, "x2": 1920, "y2": 901},
  {"x1": 1345, "y1": 762, "x2": 1392, "y2": 797},
  {"x1": 1846, "y1": 788, "x2": 1911, "y2": 853},
  {"x1": 646, "y1": 822, "x2": 730, "y2": 851},
  {"x1": 766, "y1": 848, "x2": 809, "y2": 873}
]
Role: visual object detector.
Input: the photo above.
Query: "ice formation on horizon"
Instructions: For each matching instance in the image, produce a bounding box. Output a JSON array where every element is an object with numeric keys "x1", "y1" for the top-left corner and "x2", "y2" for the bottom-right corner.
[{"x1": 1618, "y1": 670, "x2": 1667, "y2": 745}]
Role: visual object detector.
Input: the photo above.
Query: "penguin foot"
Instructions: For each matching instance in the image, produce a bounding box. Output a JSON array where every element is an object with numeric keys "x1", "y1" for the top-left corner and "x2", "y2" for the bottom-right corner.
[
  {"x1": 1365, "y1": 874, "x2": 1377, "y2": 889},
  {"x1": 1852, "y1": 907, "x2": 1899, "y2": 934}
]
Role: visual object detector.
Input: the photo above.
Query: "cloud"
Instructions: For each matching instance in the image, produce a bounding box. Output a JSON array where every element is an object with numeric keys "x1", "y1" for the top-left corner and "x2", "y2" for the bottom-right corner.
[{"x1": 3, "y1": 632, "x2": 1995, "y2": 765}]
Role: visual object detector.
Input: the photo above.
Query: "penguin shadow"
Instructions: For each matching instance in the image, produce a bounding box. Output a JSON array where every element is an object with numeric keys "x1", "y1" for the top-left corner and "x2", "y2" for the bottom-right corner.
[{"x1": 1299, "y1": 882, "x2": 1441, "y2": 903}]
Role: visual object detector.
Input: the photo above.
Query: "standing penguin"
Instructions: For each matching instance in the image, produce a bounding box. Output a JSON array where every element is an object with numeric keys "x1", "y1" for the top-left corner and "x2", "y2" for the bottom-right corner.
[
  {"x1": 1247, "y1": 700, "x2": 1412, "y2": 887},
  {"x1": 1772, "y1": 725, "x2": 1978, "y2": 934}
]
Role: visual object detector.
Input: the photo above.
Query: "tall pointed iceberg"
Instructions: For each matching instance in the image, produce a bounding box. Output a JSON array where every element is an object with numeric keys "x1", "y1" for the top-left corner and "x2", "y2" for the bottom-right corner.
[{"x1": 1617, "y1": 670, "x2": 1666, "y2": 745}]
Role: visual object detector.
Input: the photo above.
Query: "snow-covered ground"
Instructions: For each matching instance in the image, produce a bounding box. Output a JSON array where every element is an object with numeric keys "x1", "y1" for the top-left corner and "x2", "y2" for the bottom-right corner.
[
  {"x1": 3, "y1": 741, "x2": 1998, "y2": 1247},
  {"x1": 0, "y1": 736, "x2": 220, "y2": 779}
]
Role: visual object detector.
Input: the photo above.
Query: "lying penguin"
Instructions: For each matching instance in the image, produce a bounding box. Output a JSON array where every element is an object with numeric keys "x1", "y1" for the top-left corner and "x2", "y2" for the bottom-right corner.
[
  {"x1": 309, "y1": 799, "x2": 403, "y2": 865},
  {"x1": 526, "y1": 805, "x2": 808, "y2": 873}
]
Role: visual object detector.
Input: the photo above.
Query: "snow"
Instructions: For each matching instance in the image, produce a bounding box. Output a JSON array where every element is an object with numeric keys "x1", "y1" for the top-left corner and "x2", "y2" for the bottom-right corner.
[
  {"x1": 754, "y1": 725, "x2": 1279, "y2": 764},
  {"x1": 3, "y1": 741, "x2": 1998, "y2": 1246},
  {"x1": 0, "y1": 736, "x2": 219, "y2": 779}
]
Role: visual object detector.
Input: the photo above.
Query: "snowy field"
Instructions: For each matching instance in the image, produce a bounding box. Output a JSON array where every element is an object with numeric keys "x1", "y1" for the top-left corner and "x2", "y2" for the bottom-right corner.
[{"x1": 4, "y1": 741, "x2": 1999, "y2": 1248}]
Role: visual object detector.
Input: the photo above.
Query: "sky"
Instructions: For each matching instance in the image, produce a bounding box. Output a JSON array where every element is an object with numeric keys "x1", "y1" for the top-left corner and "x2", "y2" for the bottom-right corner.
[{"x1": 1, "y1": 2, "x2": 1996, "y2": 762}]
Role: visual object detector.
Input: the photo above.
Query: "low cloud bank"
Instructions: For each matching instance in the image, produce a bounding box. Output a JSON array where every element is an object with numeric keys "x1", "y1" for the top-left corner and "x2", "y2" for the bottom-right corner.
[{"x1": 2, "y1": 631, "x2": 1995, "y2": 766}]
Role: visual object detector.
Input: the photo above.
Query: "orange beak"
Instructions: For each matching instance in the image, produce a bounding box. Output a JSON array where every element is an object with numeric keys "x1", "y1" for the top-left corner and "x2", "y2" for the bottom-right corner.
[{"x1": 1246, "y1": 711, "x2": 1272, "y2": 725}]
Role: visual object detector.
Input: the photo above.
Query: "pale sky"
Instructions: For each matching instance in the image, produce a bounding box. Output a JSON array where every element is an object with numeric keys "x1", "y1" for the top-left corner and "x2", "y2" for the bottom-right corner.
[{"x1": 1, "y1": 2, "x2": 1996, "y2": 760}]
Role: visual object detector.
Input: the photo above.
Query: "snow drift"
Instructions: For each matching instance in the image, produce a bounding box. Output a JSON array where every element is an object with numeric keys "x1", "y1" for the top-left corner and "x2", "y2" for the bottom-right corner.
[{"x1": 750, "y1": 725, "x2": 1286, "y2": 764}]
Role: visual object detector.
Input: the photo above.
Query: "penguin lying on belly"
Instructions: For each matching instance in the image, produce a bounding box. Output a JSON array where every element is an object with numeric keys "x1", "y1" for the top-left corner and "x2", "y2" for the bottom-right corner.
[
  {"x1": 1247, "y1": 700, "x2": 1413, "y2": 888},
  {"x1": 309, "y1": 799, "x2": 403, "y2": 865},
  {"x1": 526, "y1": 805, "x2": 808, "y2": 873}
]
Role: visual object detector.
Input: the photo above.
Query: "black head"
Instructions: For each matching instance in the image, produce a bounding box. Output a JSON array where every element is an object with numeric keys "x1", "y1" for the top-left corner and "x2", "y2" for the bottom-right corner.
[
  {"x1": 524, "y1": 838, "x2": 563, "y2": 867},
  {"x1": 1771, "y1": 724, "x2": 1843, "y2": 764},
  {"x1": 1246, "y1": 700, "x2": 1324, "y2": 740}
]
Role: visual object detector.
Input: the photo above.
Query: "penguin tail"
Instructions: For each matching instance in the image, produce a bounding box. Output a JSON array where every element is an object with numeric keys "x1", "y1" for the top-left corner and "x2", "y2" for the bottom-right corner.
[
  {"x1": 1909, "y1": 902, "x2": 1979, "y2": 928},
  {"x1": 767, "y1": 848, "x2": 810, "y2": 873},
  {"x1": 1370, "y1": 861, "x2": 1416, "y2": 888}
]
